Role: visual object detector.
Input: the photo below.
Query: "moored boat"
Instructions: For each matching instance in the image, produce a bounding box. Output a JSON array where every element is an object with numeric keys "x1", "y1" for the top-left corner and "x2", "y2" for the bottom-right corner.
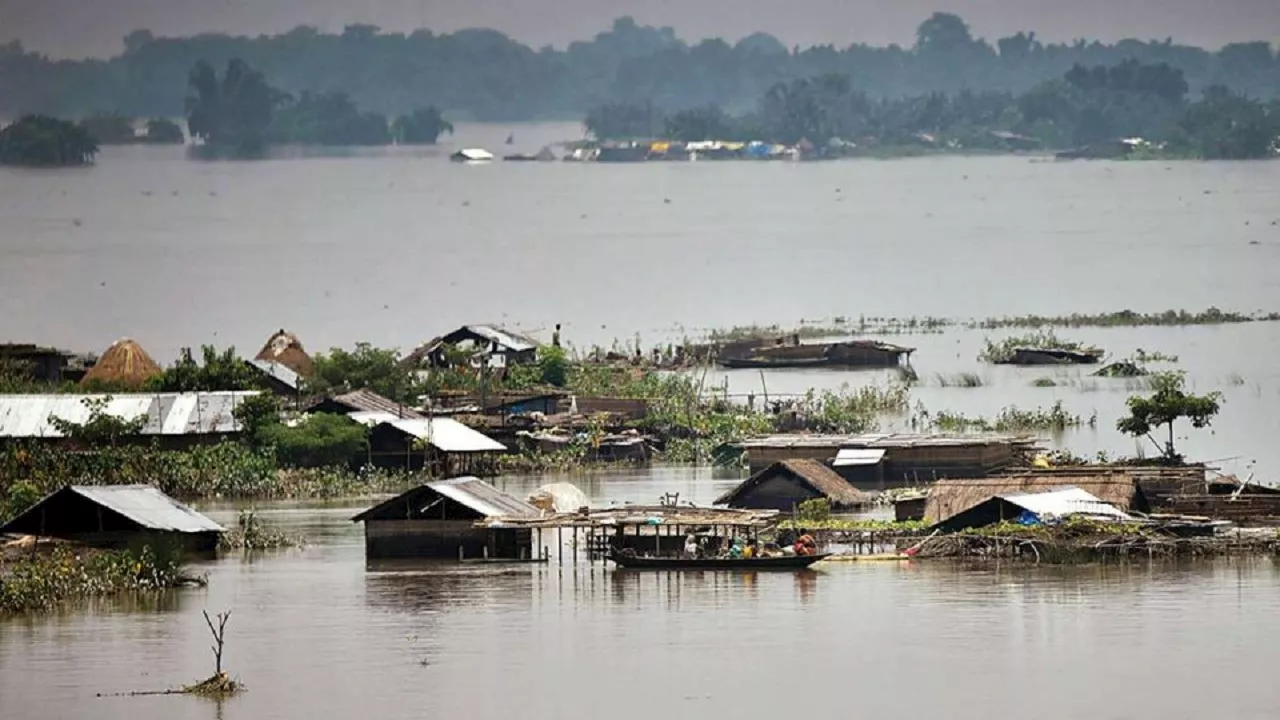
[{"x1": 608, "y1": 552, "x2": 829, "y2": 570}]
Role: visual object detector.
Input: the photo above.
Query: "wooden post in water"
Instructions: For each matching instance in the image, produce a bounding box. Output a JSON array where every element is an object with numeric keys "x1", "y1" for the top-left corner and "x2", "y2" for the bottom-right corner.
[{"x1": 558, "y1": 526, "x2": 563, "y2": 564}]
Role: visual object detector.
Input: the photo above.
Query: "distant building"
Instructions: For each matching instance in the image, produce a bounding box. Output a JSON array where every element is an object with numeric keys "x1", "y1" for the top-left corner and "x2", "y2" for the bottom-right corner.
[
  {"x1": 0, "y1": 484, "x2": 223, "y2": 552},
  {"x1": 356, "y1": 415, "x2": 506, "y2": 474},
  {"x1": 351, "y1": 477, "x2": 541, "y2": 559},
  {"x1": 304, "y1": 388, "x2": 423, "y2": 418},
  {"x1": 0, "y1": 343, "x2": 94, "y2": 383},
  {"x1": 715, "y1": 459, "x2": 868, "y2": 512},
  {"x1": 403, "y1": 325, "x2": 540, "y2": 369}
]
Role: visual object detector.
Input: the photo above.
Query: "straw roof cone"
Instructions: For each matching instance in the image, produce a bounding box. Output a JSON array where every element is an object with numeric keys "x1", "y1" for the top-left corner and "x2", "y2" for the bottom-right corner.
[
  {"x1": 80, "y1": 338, "x2": 162, "y2": 388},
  {"x1": 255, "y1": 328, "x2": 315, "y2": 378}
]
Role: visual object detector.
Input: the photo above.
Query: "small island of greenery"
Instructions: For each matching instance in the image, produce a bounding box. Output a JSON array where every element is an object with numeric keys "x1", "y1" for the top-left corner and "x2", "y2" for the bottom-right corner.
[{"x1": 0, "y1": 115, "x2": 98, "y2": 167}]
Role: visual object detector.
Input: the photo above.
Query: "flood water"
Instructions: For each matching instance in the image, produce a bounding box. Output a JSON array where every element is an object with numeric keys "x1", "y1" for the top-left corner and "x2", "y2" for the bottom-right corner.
[
  {"x1": 5, "y1": 124, "x2": 1280, "y2": 718},
  {"x1": 2, "y1": 126, "x2": 1279, "y2": 476},
  {"x1": 3, "y1": 469, "x2": 1280, "y2": 720}
]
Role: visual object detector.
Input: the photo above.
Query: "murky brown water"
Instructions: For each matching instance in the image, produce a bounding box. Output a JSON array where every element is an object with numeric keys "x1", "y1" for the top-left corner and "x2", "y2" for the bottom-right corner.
[
  {"x1": 5, "y1": 126, "x2": 1280, "y2": 718},
  {"x1": 4, "y1": 469, "x2": 1280, "y2": 720}
]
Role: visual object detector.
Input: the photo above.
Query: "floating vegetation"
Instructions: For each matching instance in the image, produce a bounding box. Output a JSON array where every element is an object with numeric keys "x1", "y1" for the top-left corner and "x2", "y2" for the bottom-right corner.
[
  {"x1": 1226, "y1": 372, "x2": 1246, "y2": 386},
  {"x1": 977, "y1": 329, "x2": 1091, "y2": 363},
  {"x1": 1131, "y1": 348, "x2": 1179, "y2": 363},
  {"x1": 918, "y1": 401, "x2": 1094, "y2": 434},
  {"x1": 936, "y1": 372, "x2": 983, "y2": 388},
  {"x1": 1031, "y1": 377, "x2": 1058, "y2": 387},
  {"x1": 973, "y1": 307, "x2": 1280, "y2": 329},
  {"x1": 217, "y1": 510, "x2": 302, "y2": 551},
  {"x1": 778, "y1": 518, "x2": 928, "y2": 532},
  {"x1": 0, "y1": 544, "x2": 186, "y2": 615},
  {"x1": 1094, "y1": 361, "x2": 1148, "y2": 378}
]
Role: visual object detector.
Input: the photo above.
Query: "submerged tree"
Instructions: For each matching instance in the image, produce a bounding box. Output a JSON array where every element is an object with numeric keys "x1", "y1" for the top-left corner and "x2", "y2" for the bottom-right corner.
[
  {"x1": 1116, "y1": 371, "x2": 1222, "y2": 463},
  {"x1": 392, "y1": 106, "x2": 453, "y2": 144},
  {"x1": 271, "y1": 90, "x2": 391, "y2": 145},
  {"x1": 185, "y1": 59, "x2": 283, "y2": 153},
  {"x1": 0, "y1": 115, "x2": 98, "y2": 167}
]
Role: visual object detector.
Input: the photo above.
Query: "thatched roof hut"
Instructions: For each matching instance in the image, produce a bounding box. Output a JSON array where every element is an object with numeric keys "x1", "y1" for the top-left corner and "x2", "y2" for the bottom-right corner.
[
  {"x1": 255, "y1": 329, "x2": 315, "y2": 378},
  {"x1": 79, "y1": 338, "x2": 161, "y2": 388},
  {"x1": 716, "y1": 459, "x2": 869, "y2": 511},
  {"x1": 924, "y1": 473, "x2": 1149, "y2": 525}
]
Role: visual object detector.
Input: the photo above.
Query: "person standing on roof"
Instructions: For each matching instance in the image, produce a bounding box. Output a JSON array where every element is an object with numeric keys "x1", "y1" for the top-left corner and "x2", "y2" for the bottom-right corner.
[{"x1": 552, "y1": 324, "x2": 562, "y2": 348}]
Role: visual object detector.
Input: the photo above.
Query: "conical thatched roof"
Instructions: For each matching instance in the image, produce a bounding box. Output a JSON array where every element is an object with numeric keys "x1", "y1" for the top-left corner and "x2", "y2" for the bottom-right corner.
[
  {"x1": 254, "y1": 329, "x2": 315, "y2": 378},
  {"x1": 80, "y1": 338, "x2": 162, "y2": 388}
]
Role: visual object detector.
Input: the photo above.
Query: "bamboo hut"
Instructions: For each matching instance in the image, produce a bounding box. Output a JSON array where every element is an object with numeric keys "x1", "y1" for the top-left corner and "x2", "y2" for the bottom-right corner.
[
  {"x1": 254, "y1": 329, "x2": 315, "y2": 378},
  {"x1": 715, "y1": 459, "x2": 869, "y2": 511},
  {"x1": 924, "y1": 474, "x2": 1150, "y2": 526},
  {"x1": 79, "y1": 338, "x2": 161, "y2": 388}
]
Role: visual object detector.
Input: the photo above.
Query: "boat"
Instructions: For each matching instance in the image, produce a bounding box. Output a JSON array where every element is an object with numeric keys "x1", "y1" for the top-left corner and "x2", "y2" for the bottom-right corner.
[{"x1": 608, "y1": 551, "x2": 830, "y2": 570}]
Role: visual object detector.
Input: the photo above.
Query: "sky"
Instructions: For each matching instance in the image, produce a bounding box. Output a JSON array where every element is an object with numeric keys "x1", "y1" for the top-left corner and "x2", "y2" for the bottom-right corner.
[{"x1": 3, "y1": 0, "x2": 1279, "y2": 59}]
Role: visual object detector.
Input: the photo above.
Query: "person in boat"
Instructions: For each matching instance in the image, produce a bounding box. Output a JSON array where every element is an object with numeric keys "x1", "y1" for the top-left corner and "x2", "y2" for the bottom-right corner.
[
  {"x1": 794, "y1": 532, "x2": 818, "y2": 556},
  {"x1": 728, "y1": 536, "x2": 745, "y2": 559},
  {"x1": 684, "y1": 533, "x2": 699, "y2": 559}
]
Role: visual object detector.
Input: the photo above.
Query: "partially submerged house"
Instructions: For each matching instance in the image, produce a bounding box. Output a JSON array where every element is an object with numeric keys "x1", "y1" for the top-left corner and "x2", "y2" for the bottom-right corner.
[
  {"x1": 736, "y1": 433, "x2": 1038, "y2": 488},
  {"x1": 720, "y1": 339, "x2": 914, "y2": 369},
  {"x1": 80, "y1": 338, "x2": 162, "y2": 388},
  {"x1": 351, "y1": 477, "x2": 541, "y2": 559},
  {"x1": 403, "y1": 325, "x2": 539, "y2": 369},
  {"x1": 0, "y1": 391, "x2": 259, "y2": 449},
  {"x1": 0, "y1": 484, "x2": 223, "y2": 552},
  {"x1": 356, "y1": 415, "x2": 506, "y2": 474},
  {"x1": 998, "y1": 347, "x2": 1104, "y2": 365},
  {"x1": 931, "y1": 486, "x2": 1132, "y2": 532},
  {"x1": 715, "y1": 459, "x2": 869, "y2": 512},
  {"x1": 924, "y1": 474, "x2": 1150, "y2": 527}
]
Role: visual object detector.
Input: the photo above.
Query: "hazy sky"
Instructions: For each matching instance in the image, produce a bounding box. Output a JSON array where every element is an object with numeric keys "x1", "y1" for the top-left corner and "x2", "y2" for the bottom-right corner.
[{"x1": 4, "y1": 0, "x2": 1279, "y2": 58}]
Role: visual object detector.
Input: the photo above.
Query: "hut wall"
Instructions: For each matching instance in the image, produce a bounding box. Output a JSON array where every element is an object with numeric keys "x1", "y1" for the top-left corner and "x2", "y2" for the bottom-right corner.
[
  {"x1": 833, "y1": 463, "x2": 887, "y2": 491},
  {"x1": 826, "y1": 345, "x2": 906, "y2": 366},
  {"x1": 63, "y1": 530, "x2": 219, "y2": 553},
  {"x1": 747, "y1": 445, "x2": 837, "y2": 471},
  {"x1": 364, "y1": 519, "x2": 527, "y2": 559},
  {"x1": 895, "y1": 496, "x2": 927, "y2": 522}
]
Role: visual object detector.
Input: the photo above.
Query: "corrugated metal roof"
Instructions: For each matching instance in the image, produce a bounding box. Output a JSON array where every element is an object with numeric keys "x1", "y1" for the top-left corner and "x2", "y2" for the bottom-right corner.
[
  {"x1": 347, "y1": 410, "x2": 401, "y2": 427},
  {"x1": 0, "y1": 392, "x2": 259, "y2": 438},
  {"x1": 247, "y1": 359, "x2": 301, "y2": 391},
  {"x1": 1001, "y1": 486, "x2": 1131, "y2": 522},
  {"x1": 375, "y1": 417, "x2": 506, "y2": 453},
  {"x1": 325, "y1": 389, "x2": 423, "y2": 418},
  {"x1": 462, "y1": 325, "x2": 538, "y2": 353},
  {"x1": 427, "y1": 477, "x2": 541, "y2": 518},
  {"x1": 70, "y1": 485, "x2": 223, "y2": 532},
  {"x1": 833, "y1": 448, "x2": 887, "y2": 467}
]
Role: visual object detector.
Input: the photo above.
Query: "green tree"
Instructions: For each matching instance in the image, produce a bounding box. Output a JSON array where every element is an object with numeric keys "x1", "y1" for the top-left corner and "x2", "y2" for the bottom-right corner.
[
  {"x1": 663, "y1": 105, "x2": 735, "y2": 141},
  {"x1": 231, "y1": 393, "x2": 284, "y2": 446},
  {"x1": 186, "y1": 59, "x2": 282, "y2": 153},
  {"x1": 307, "y1": 343, "x2": 423, "y2": 403},
  {"x1": 149, "y1": 345, "x2": 259, "y2": 392},
  {"x1": 48, "y1": 397, "x2": 147, "y2": 447},
  {"x1": 144, "y1": 118, "x2": 185, "y2": 144},
  {"x1": 392, "y1": 106, "x2": 453, "y2": 144},
  {"x1": 585, "y1": 101, "x2": 662, "y2": 139},
  {"x1": 0, "y1": 115, "x2": 98, "y2": 167},
  {"x1": 79, "y1": 113, "x2": 137, "y2": 144},
  {"x1": 257, "y1": 413, "x2": 369, "y2": 467},
  {"x1": 538, "y1": 346, "x2": 569, "y2": 387},
  {"x1": 271, "y1": 90, "x2": 391, "y2": 145},
  {"x1": 1116, "y1": 371, "x2": 1222, "y2": 463},
  {"x1": 1172, "y1": 86, "x2": 1279, "y2": 159}
]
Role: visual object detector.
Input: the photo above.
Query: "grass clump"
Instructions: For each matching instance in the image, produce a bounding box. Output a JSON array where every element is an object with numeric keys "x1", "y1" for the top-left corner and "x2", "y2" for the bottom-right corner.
[
  {"x1": 217, "y1": 510, "x2": 302, "y2": 551},
  {"x1": 0, "y1": 544, "x2": 184, "y2": 615},
  {"x1": 917, "y1": 400, "x2": 1094, "y2": 434},
  {"x1": 1031, "y1": 377, "x2": 1058, "y2": 387},
  {"x1": 974, "y1": 307, "x2": 1278, "y2": 329},
  {"x1": 1131, "y1": 348, "x2": 1179, "y2": 363},
  {"x1": 937, "y1": 372, "x2": 983, "y2": 388}
]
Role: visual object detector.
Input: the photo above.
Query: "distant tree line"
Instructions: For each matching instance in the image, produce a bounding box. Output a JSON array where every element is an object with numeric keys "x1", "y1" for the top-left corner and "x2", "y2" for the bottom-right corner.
[
  {"x1": 587, "y1": 59, "x2": 1280, "y2": 159},
  {"x1": 2, "y1": 14, "x2": 1279, "y2": 123},
  {"x1": 184, "y1": 59, "x2": 451, "y2": 153}
]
